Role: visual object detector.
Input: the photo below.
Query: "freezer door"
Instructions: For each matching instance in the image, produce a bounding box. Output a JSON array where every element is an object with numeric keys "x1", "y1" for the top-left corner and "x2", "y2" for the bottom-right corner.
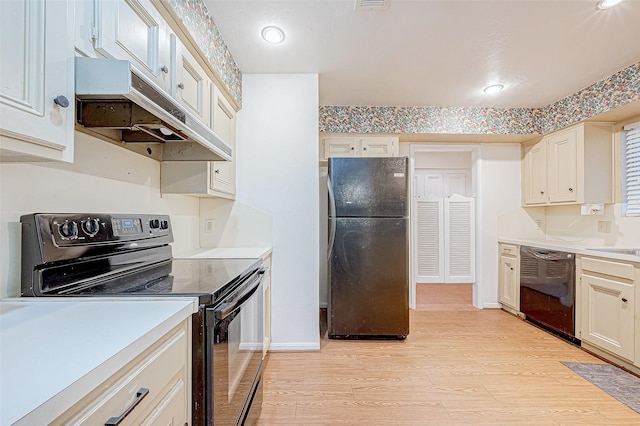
[
  {"x1": 328, "y1": 157, "x2": 408, "y2": 217},
  {"x1": 328, "y1": 217, "x2": 409, "y2": 338}
]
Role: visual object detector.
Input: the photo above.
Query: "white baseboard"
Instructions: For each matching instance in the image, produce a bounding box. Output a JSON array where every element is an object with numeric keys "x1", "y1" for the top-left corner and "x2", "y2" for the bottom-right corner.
[
  {"x1": 268, "y1": 342, "x2": 320, "y2": 351},
  {"x1": 482, "y1": 302, "x2": 502, "y2": 309}
]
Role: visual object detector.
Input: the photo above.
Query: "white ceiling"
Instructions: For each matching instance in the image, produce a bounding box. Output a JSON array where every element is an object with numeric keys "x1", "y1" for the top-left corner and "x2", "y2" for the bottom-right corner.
[{"x1": 204, "y1": 0, "x2": 640, "y2": 108}]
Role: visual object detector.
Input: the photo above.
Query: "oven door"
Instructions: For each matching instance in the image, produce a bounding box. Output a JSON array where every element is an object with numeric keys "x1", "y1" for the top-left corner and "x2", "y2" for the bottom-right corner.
[{"x1": 206, "y1": 269, "x2": 264, "y2": 426}]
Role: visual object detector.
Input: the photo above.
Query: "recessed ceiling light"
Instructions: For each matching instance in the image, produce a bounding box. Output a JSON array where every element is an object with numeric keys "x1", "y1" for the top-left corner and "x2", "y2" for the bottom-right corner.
[
  {"x1": 483, "y1": 84, "x2": 504, "y2": 95},
  {"x1": 597, "y1": 0, "x2": 626, "y2": 9},
  {"x1": 261, "y1": 26, "x2": 285, "y2": 44}
]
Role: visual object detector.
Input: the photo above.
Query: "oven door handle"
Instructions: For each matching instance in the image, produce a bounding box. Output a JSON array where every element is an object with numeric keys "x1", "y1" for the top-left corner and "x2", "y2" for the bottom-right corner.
[{"x1": 215, "y1": 269, "x2": 264, "y2": 320}]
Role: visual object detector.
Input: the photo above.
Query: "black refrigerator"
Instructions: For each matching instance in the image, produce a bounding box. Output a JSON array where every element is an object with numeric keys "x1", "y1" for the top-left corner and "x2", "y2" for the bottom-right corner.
[{"x1": 327, "y1": 157, "x2": 409, "y2": 339}]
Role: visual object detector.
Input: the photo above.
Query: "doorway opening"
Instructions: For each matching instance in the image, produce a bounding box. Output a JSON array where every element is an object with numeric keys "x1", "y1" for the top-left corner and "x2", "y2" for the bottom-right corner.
[{"x1": 409, "y1": 145, "x2": 480, "y2": 310}]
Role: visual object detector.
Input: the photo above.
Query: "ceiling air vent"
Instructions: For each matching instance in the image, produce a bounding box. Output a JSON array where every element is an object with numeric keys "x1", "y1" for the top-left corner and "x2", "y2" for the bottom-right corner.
[{"x1": 354, "y1": 0, "x2": 391, "y2": 11}]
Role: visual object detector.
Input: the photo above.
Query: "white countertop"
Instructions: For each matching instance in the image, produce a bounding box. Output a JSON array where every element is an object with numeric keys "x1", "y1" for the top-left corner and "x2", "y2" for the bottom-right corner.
[
  {"x1": 498, "y1": 238, "x2": 640, "y2": 263},
  {"x1": 175, "y1": 246, "x2": 272, "y2": 259},
  {"x1": 0, "y1": 297, "x2": 198, "y2": 425}
]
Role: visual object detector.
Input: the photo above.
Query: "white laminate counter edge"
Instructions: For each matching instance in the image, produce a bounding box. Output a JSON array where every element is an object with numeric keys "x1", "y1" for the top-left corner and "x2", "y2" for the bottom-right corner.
[
  {"x1": 498, "y1": 238, "x2": 640, "y2": 263},
  {"x1": 1, "y1": 298, "x2": 198, "y2": 425},
  {"x1": 174, "y1": 247, "x2": 272, "y2": 260}
]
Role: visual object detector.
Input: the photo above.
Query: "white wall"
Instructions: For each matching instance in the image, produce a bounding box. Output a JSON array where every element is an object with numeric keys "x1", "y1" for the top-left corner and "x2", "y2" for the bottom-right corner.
[
  {"x1": 235, "y1": 74, "x2": 320, "y2": 350},
  {"x1": 477, "y1": 144, "x2": 523, "y2": 308},
  {"x1": 197, "y1": 199, "x2": 273, "y2": 250},
  {"x1": 0, "y1": 132, "x2": 200, "y2": 298}
]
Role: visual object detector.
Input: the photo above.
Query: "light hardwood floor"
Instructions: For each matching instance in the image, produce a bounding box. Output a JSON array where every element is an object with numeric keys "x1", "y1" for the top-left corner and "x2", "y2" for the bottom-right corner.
[{"x1": 258, "y1": 284, "x2": 639, "y2": 425}]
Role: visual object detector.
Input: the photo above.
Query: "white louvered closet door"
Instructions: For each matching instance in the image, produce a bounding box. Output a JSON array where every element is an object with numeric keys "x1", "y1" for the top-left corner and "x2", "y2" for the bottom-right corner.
[
  {"x1": 415, "y1": 198, "x2": 444, "y2": 283},
  {"x1": 445, "y1": 195, "x2": 476, "y2": 283}
]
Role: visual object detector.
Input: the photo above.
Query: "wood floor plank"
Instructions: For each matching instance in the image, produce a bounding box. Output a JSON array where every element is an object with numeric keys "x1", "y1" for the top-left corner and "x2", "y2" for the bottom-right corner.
[{"x1": 259, "y1": 285, "x2": 640, "y2": 424}]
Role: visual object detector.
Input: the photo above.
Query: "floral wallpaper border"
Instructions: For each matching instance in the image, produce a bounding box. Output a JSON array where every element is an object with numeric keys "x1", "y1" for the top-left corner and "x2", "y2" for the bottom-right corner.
[
  {"x1": 168, "y1": 0, "x2": 243, "y2": 107},
  {"x1": 320, "y1": 62, "x2": 640, "y2": 135},
  {"x1": 164, "y1": 0, "x2": 639, "y2": 136}
]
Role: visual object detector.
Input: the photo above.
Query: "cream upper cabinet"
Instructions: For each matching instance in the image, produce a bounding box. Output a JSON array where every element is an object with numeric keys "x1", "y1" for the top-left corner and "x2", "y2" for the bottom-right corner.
[
  {"x1": 521, "y1": 122, "x2": 613, "y2": 206},
  {"x1": 321, "y1": 136, "x2": 399, "y2": 160},
  {"x1": 0, "y1": 0, "x2": 75, "y2": 162},
  {"x1": 161, "y1": 85, "x2": 236, "y2": 198},
  {"x1": 94, "y1": 0, "x2": 172, "y2": 92},
  {"x1": 547, "y1": 129, "x2": 578, "y2": 203},
  {"x1": 522, "y1": 140, "x2": 547, "y2": 204},
  {"x1": 360, "y1": 137, "x2": 397, "y2": 157},
  {"x1": 210, "y1": 84, "x2": 236, "y2": 195},
  {"x1": 172, "y1": 36, "x2": 210, "y2": 126},
  {"x1": 579, "y1": 256, "x2": 636, "y2": 363},
  {"x1": 498, "y1": 243, "x2": 520, "y2": 312}
]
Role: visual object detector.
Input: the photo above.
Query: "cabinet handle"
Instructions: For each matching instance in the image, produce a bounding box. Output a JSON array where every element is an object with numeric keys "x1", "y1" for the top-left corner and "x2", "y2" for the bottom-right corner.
[
  {"x1": 568, "y1": 187, "x2": 573, "y2": 192},
  {"x1": 53, "y1": 95, "x2": 69, "y2": 108},
  {"x1": 104, "y1": 388, "x2": 149, "y2": 425},
  {"x1": 363, "y1": 147, "x2": 367, "y2": 150},
  {"x1": 177, "y1": 82, "x2": 185, "y2": 90},
  {"x1": 510, "y1": 267, "x2": 514, "y2": 270},
  {"x1": 540, "y1": 191, "x2": 545, "y2": 195},
  {"x1": 622, "y1": 298, "x2": 628, "y2": 303},
  {"x1": 160, "y1": 66, "x2": 169, "y2": 74},
  {"x1": 350, "y1": 147, "x2": 354, "y2": 150},
  {"x1": 214, "y1": 169, "x2": 220, "y2": 174}
]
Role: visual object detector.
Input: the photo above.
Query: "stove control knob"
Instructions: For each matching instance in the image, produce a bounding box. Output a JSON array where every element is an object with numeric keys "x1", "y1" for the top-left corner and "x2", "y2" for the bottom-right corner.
[
  {"x1": 150, "y1": 219, "x2": 160, "y2": 229},
  {"x1": 160, "y1": 220, "x2": 169, "y2": 230},
  {"x1": 82, "y1": 218, "x2": 101, "y2": 236},
  {"x1": 59, "y1": 221, "x2": 78, "y2": 239}
]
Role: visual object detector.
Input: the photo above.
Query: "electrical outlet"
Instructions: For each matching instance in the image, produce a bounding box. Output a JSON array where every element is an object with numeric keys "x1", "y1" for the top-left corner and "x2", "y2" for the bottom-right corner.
[
  {"x1": 535, "y1": 219, "x2": 545, "y2": 231},
  {"x1": 205, "y1": 219, "x2": 215, "y2": 233},
  {"x1": 597, "y1": 221, "x2": 611, "y2": 233}
]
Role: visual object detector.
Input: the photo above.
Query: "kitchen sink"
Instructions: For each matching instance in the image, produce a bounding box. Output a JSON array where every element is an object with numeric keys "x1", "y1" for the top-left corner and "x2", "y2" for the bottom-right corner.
[{"x1": 586, "y1": 248, "x2": 640, "y2": 256}]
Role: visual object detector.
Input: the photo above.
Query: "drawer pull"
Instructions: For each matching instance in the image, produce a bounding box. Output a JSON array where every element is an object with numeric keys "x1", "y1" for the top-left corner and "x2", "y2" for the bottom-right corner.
[
  {"x1": 104, "y1": 387, "x2": 149, "y2": 425},
  {"x1": 622, "y1": 298, "x2": 628, "y2": 303}
]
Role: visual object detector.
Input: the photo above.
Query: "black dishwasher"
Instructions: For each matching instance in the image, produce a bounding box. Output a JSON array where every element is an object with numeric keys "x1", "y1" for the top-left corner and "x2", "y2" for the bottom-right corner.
[{"x1": 519, "y1": 246, "x2": 579, "y2": 345}]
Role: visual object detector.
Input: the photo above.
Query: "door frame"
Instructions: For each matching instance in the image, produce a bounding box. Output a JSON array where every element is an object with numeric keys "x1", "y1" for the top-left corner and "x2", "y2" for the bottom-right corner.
[{"x1": 408, "y1": 144, "x2": 482, "y2": 309}]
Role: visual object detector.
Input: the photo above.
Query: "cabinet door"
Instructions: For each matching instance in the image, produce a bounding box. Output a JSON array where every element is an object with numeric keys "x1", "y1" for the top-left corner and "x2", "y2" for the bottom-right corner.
[
  {"x1": 359, "y1": 137, "x2": 397, "y2": 157},
  {"x1": 581, "y1": 274, "x2": 634, "y2": 361},
  {"x1": 0, "y1": 0, "x2": 74, "y2": 162},
  {"x1": 323, "y1": 137, "x2": 357, "y2": 159},
  {"x1": 415, "y1": 198, "x2": 444, "y2": 283},
  {"x1": 499, "y1": 255, "x2": 519, "y2": 310},
  {"x1": 94, "y1": 0, "x2": 171, "y2": 92},
  {"x1": 444, "y1": 196, "x2": 475, "y2": 283},
  {"x1": 547, "y1": 129, "x2": 578, "y2": 203},
  {"x1": 173, "y1": 37, "x2": 210, "y2": 126},
  {"x1": 522, "y1": 141, "x2": 547, "y2": 204},
  {"x1": 210, "y1": 85, "x2": 236, "y2": 195}
]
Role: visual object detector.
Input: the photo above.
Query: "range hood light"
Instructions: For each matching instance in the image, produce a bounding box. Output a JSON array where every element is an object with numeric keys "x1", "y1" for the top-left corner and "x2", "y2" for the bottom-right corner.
[{"x1": 159, "y1": 127, "x2": 173, "y2": 136}]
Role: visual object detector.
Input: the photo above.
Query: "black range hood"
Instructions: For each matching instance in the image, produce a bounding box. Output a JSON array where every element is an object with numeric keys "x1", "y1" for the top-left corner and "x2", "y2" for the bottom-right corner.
[{"x1": 75, "y1": 57, "x2": 232, "y2": 162}]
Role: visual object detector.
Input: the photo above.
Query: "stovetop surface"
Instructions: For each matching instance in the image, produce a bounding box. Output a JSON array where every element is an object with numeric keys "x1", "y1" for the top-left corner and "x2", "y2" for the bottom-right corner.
[{"x1": 65, "y1": 258, "x2": 261, "y2": 305}]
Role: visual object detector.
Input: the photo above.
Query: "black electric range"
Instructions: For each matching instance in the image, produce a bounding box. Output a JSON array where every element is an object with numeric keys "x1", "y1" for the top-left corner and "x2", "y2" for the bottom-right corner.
[{"x1": 20, "y1": 213, "x2": 265, "y2": 426}]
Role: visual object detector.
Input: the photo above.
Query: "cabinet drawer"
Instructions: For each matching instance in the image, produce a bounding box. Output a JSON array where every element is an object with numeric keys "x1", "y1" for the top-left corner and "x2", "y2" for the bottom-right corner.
[
  {"x1": 581, "y1": 256, "x2": 635, "y2": 281},
  {"x1": 500, "y1": 243, "x2": 519, "y2": 257},
  {"x1": 53, "y1": 322, "x2": 188, "y2": 425}
]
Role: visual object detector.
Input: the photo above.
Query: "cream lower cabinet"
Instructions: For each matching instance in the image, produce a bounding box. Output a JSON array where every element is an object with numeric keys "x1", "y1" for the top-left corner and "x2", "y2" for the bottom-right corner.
[
  {"x1": 579, "y1": 256, "x2": 636, "y2": 363},
  {"x1": 262, "y1": 253, "x2": 272, "y2": 359},
  {"x1": 498, "y1": 243, "x2": 519, "y2": 312},
  {"x1": 321, "y1": 136, "x2": 399, "y2": 160},
  {"x1": 52, "y1": 320, "x2": 191, "y2": 426},
  {"x1": 522, "y1": 122, "x2": 613, "y2": 206},
  {"x1": 0, "y1": 0, "x2": 75, "y2": 162}
]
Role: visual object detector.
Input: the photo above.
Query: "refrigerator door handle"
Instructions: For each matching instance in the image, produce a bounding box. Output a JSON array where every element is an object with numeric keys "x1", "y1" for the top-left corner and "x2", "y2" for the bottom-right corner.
[{"x1": 327, "y1": 174, "x2": 337, "y2": 257}]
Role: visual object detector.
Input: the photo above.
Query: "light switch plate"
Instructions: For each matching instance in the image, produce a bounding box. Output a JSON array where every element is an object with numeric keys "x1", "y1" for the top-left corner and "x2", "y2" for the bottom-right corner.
[{"x1": 597, "y1": 221, "x2": 611, "y2": 233}]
